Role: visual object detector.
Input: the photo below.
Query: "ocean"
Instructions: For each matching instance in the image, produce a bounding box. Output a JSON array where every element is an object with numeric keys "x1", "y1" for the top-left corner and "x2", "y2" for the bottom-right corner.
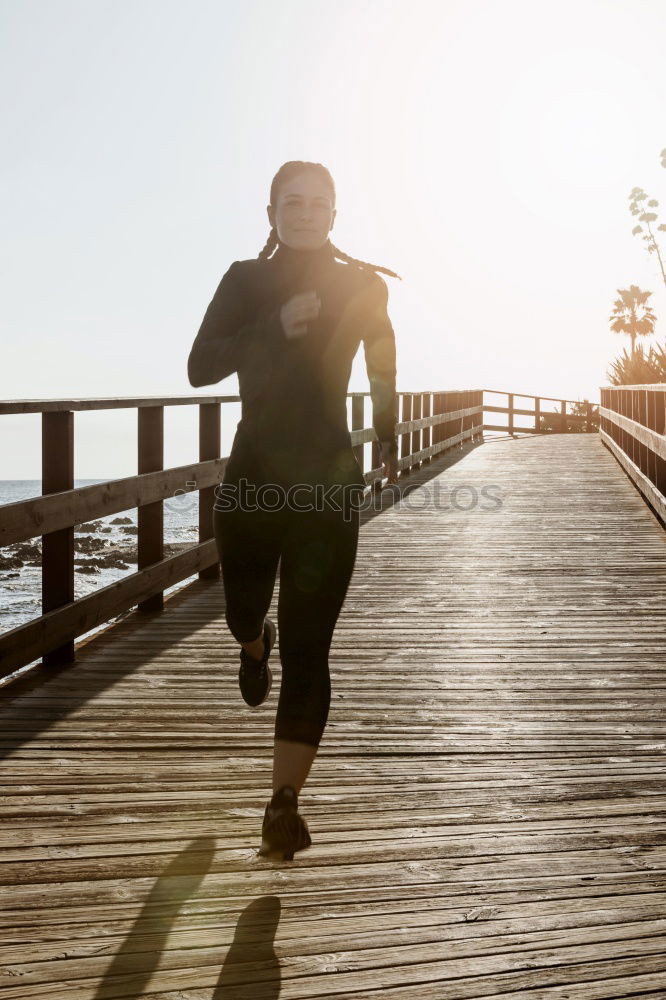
[{"x1": 1, "y1": 479, "x2": 203, "y2": 673}]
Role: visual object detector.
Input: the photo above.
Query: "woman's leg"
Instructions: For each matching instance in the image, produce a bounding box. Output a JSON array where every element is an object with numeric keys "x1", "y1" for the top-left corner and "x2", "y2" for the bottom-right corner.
[
  {"x1": 213, "y1": 502, "x2": 283, "y2": 648},
  {"x1": 272, "y1": 739, "x2": 319, "y2": 796},
  {"x1": 272, "y1": 498, "x2": 360, "y2": 794}
]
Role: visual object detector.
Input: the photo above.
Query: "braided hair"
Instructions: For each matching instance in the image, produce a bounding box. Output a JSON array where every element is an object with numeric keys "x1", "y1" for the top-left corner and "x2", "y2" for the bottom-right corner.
[{"x1": 257, "y1": 160, "x2": 402, "y2": 280}]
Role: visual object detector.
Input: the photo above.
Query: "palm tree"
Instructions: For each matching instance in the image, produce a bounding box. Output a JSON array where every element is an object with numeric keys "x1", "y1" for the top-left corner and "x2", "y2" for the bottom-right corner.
[{"x1": 609, "y1": 285, "x2": 657, "y2": 355}]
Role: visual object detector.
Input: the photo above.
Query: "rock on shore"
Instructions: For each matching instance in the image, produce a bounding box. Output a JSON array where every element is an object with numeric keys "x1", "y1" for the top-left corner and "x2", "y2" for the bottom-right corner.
[{"x1": 1, "y1": 539, "x2": 193, "y2": 573}]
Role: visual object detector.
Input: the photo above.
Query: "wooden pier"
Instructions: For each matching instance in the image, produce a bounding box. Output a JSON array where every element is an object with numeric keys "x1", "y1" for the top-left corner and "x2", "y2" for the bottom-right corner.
[{"x1": 2, "y1": 417, "x2": 666, "y2": 998}]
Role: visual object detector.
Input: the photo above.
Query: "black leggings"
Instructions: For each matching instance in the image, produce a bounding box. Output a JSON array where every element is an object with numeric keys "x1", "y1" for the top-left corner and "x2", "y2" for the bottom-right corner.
[{"x1": 213, "y1": 492, "x2": 360, "y2": 748}]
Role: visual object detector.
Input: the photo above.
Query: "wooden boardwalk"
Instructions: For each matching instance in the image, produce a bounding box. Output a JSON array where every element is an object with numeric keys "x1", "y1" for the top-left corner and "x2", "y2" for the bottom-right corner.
[{"x1": 2, "y1": 432, "x2": 666, "y2": 999}]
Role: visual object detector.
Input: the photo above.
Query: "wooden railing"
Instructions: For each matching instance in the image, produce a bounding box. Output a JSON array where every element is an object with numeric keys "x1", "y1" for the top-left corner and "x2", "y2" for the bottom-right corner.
[
  {"x1": 0, "y1": 383, "x2": 604, "y2": 680},
  {"x1": 483, "y1": 390, "x2": 599, "y2": 434},
  {"x1": 599, "y1": 384, "x2": 666, "y2": 526},
  {"x1": 0, "y1": 390, "x2": 483, "y2": 677}
]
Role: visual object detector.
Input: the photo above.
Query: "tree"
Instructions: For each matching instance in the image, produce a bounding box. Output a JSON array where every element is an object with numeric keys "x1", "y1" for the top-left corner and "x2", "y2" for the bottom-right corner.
[
  {"x1": 538, "y1": 400, "x2": 599, "y2": 433},
  {"x1": 629, "y1": 185, "x2": 666, "y2": 292},
  {"x1": 609, "y1": 285, "x2": 657, "y2": 355},
  {"x1": 606, "y1": 342, "x2": 666, "y2": 385},
  {"x1": 569, "y1": 399, "x2": 599, "y2": 432}
]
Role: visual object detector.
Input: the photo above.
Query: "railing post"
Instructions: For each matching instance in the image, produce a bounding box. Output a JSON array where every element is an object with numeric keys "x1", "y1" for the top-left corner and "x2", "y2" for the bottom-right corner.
[
  {"x1": 646, "y1": 390, "x2": 656, "y2": 484},
  {"x1": 655, "y1": 389, "x2": 666, "y2": 498},
  {"x1": 637, "y1": 389, "x2": 643, "y2": 464},
  {"x1": 441, "y1": 391, "x2": 449, "y2": 449},
  {"x1": 437, "y1": 392, "x2": 448, "y2": 455},
  {"x1": 199, "y1": 401, "x2": 221, "y2": 581},
  {"x1": 401, "y1": 393, "x2": 412, "y2": 475},
  {"x1": 560, "y1": 400, "x2": 567, "y2": 433},
  {"x1": 42, "y1": 410, "x2": 75, "y2": 666},
  {"x1": 442, "y1": 391, "x2": 449, "y2": 447},
  {"x1": 620, "y1": 389, "x2": 627, "y2": 453},
  {"x1": 627, "y1": 389, "x2": 632, "y2": 451},
  {"x1": 445, "y1": 390, "x2": 452, "y2": 445},
  {"x1": 473, "y1": 390, "x2": 481, "y2": 440},
  {"x1": 456, "y1": 390, "x2": 462, "y2": 443},
  {"x1": 422, "y1": 392, "x2": 432, "y2": 461},
  {"x1": 437, "y1": 391, "x2": 444, "y2": 448},
  {"x1": 467, "y1": 391, "x2": 473, "y2": 439},
  {"x1": 534, "y1": 396, "x2": 540, "y2": 433},
  {"x1": 371, "y1": 392, "x2": 382, "y2": 491},
  {"x1": 610, "y1": 389, "x2": 615, "y2": 440},
  {"x1": 412, "y1": 393, "x2": 422, "y2": 469},
  {"x1": 627, "y1": 390, "x2": 633, "y2": 457},
  {"x1": 508, "y1": 393, "x2": 514, "y2": 436},
  {"x1": 351, "y1": 395, "x2": 365, "y2": 478},
  {"x1": 138, "y1": 405, "x2": 164, "y2": 613}
]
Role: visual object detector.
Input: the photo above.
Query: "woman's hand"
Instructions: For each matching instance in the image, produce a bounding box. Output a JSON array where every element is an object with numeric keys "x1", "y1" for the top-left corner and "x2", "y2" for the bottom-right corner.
[{"x1": 280, "y1": 290, "x2": 321, "y2": 339}]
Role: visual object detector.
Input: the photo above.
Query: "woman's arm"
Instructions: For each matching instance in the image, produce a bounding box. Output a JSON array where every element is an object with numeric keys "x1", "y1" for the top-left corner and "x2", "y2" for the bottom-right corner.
[
  {"x1": 362, "y1": 274, "x2": 398, "y2": 458},
  {"x1": 187, "y1": 261, "x2": 285, "y2": 388}
]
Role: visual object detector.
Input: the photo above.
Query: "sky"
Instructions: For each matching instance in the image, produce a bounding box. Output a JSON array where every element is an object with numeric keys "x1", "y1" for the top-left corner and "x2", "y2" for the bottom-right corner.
[{"x1": 1, "y1": 0, "x2": 665, "y2": 478}]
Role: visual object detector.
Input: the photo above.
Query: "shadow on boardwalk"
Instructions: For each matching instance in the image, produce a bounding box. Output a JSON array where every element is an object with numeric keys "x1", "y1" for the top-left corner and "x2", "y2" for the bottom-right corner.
[{"x1": 3, "y1": 434, "x2": 666, "y2": 998}]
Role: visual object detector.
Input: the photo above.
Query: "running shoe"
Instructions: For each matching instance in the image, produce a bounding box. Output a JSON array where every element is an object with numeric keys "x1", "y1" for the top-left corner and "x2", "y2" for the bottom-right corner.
[
  {"x1": 258, "y1": 784, "x2": 312, "y2": 860},
  {"x1": 238, "y1": 617, "x2": 276, "y2": 708}
]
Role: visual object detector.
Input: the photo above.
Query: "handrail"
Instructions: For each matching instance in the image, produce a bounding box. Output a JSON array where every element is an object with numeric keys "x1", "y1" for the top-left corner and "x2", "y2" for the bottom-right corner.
[
  {"x1": 0, "y1": 395, "x2": 241, "y2": 414},
  {"x1": 483, "y1": 388, "x2": 589, "y2": 405},
  {"x1": 482, "y1": 390, "x2": 599, "y2": 434},
  {"x1": 1, "y1": 385, "x2": 603, "y2": 681},
  {"x1": 598, "y1": 384, "x2": 666, "y2": 526},
  {"x1": 599, "y1": 383, "x2": 666, "y2": 392},
  {"x1": 0, "y1": 390, "x2": 451, "y2": 415},
  {"x1": 0, "y1": 390, "x2": 484, "y2": 678}
]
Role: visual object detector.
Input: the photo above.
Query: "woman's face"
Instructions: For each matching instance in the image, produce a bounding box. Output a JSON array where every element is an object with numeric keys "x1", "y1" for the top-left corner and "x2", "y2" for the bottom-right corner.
[{"x1": 267, "y1": 171, "x2": 336, "y2": 250}]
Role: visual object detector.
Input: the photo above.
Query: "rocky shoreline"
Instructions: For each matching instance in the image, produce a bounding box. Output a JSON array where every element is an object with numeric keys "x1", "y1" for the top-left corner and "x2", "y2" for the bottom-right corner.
[{"x1": 0, "y1": 516, "x2": 194, "y2": 576}]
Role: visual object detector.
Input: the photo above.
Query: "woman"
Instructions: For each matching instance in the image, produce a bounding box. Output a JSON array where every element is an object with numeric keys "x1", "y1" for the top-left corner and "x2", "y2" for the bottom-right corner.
[{"x1": 188, "y1": 160, "x2": 400, "y2": 860}]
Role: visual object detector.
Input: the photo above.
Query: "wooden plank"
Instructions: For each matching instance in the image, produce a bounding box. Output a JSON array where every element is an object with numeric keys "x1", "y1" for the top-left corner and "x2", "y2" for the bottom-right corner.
[
  {"x1": 0, "y1": 540, "x2": 218, "y2": 676},
  {"x1": 137, "y1": 405, "x2": 164, "y2": 613},
  {"x1": 0, "y1": 407, "x2": 480, "y2": 546},
  {"x1": 0, "y1": 458, "x2": 228, "y2": 547},
  {"x1": 485, "y1": 404, "x2": 587, "y2": 423},
  {"x1": 600, "y1": 405, "x2": 666, "y2": 461},
  {"x1": 488, "y1": 388, "x2": 602, "y2": 403},
  {"x1": 0, "y1": 394, "x2": 242, "y2": 414},
  {"x1": 41, "y1": 409, "x2": 74, "y2": 666},
  {"x1": 600, "y1": 427, "x2": 666, "y2": 526},
  {"x1": 0, "y1": 391, "x2": 462, "y2": 417},
  {"x1": 400, "y1": 393, "x2": 412, "y2": 473},
  {"x1": 1, "y1": 434, "x2": 666, "y2": 997},
  {"x1": 198, "y1": 401, "x2": 222, "y2": 582},
  {"x1": 351, "y1": 395, "x2": 365, "y2": 475},
  {"x1": 484, "y1": 423, "x2": 562, "y2": 434}
]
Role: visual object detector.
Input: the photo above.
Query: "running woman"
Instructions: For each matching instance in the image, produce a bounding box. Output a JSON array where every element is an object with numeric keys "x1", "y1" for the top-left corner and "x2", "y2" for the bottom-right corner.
[{"x1": 187, "y1": 160, "x2": 399, "y2": 859}]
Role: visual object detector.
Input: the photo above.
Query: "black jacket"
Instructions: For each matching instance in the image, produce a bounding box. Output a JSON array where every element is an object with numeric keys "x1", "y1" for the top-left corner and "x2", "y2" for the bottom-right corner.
[{"x1": 187, "y1": 238, "x2": 398, "y2": 488}]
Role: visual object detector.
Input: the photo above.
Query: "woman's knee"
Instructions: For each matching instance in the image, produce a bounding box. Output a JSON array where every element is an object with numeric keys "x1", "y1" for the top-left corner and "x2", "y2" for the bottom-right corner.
[
  {"x1": 274, "y1": 713, "x2": 327, "y2": 748},
  {"x1": 224, "y1": 605, "x2": 264, "y2": 645}
]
